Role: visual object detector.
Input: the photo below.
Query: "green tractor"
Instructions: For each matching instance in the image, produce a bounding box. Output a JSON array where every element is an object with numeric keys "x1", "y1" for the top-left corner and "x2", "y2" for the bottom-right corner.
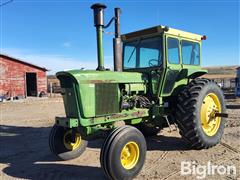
[{"x1": 49, "y1": 3, "x2": 228, "y2": 179}]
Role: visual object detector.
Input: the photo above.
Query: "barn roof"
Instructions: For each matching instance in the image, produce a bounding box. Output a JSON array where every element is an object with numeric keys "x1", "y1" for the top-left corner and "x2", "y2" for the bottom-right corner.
[{"x1": 0, "y1": 54, "x2": 48, "y2": 71}]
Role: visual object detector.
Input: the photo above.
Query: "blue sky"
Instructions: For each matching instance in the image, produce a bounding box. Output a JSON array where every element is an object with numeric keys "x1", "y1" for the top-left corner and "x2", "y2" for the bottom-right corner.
[{"x1": 1, "y1": 0, "x2": 239, "y2": 74}]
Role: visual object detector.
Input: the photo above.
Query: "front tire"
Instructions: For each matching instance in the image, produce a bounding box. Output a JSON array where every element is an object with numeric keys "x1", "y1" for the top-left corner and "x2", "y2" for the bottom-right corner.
[
  {"x1": 175, "y1": 78, "x2": 226, "y2": 149},
  {"x1": 100, "y1": 125, "x2": 147, "y2": 180},
  {"x1": 49, "y1": 125, "x2": 88, "y2": 160}
]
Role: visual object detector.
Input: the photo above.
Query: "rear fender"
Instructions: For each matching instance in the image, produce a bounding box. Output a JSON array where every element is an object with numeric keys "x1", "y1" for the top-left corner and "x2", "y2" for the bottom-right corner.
[{"x1": 177, "y1": 68, "x2": 207, "y2": 80}]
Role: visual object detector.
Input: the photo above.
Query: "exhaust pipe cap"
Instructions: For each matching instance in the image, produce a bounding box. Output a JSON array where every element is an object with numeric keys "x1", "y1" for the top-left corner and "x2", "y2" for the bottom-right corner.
[{"x1": 91, "y1": 3, "x2": 106, "y2": 10}]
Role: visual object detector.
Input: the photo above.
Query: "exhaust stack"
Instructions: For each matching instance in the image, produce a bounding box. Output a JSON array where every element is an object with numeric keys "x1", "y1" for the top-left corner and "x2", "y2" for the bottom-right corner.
[
  {"x1": 91, "y1": 3, "x2": 106, "y2": 71},
  {"x1": 113, "y1": 8, "x2": 122, "y2": 71}
]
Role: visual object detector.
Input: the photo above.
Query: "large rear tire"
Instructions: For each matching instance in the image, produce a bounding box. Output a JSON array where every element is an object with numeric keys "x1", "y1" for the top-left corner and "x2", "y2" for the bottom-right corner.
[
  {"x1": 175, "y1": 78, "x2": 226, "y2": 149},
  {"x1": 49, "y1": 125, "x2": 88, "y2": 160},
  {"x1": 100, "y1": 125, "x2": 147, "y2": 180}
]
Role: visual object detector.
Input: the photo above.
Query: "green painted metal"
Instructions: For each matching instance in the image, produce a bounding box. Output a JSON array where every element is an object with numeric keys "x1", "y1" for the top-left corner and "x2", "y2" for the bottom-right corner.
[
  {"x1": 57, "y1": 70, "x2": 147, "y2": 84},
  {"x1": 121, "y1": 25, "x2": 203, "y2": 42},
  {"x1": 61, "y1": 83, "x2": 80, "y2": 117},
  {"x1": 56, "y1": 71, "x2": 148, "y2": 119},
  {"x1": 80, "y1": 108, "x2": 149, "y2": 127},
  {"x1": 55, "y1": 117, "x2": 79, "y2": 128},
  {"x1": 85, "y1": 125, "x2": 105, "y2": 135},
  {"x1": 158, "y1": 34, "x2": 207, "y2": 97},
  {"x1": 126, "y1": 118, "x2": 142, "y2": 125},
  {"x1": 177, "y1": 68, "x2": 207, "y2": 80},
  {"x1": 55, "y1": 108, "x2": 148, "y2": 128},
  {"x1": 125, "y1": 83, "x2": 146, "y2": 94},
  {"x1": 97, "y1": 26, "x2": 104, "y2": 69}
]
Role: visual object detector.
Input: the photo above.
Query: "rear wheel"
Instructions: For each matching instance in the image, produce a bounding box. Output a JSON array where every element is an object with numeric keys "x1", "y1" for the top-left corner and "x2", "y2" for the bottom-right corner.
[
  {"x1": 100, "y1": 125, "x2": 146, "y2": 180},
  {"x1": 175, "y1": 78, "x2": 226, "y2": 149},
  {"x1": 49, "y1": 125, "x2": 88, "y2": 160}
]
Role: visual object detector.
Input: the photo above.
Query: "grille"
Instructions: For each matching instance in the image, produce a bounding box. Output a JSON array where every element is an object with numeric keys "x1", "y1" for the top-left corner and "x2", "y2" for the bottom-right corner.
[{"x1": 95, "y1": 83, "x2": 119, "y2": 115}]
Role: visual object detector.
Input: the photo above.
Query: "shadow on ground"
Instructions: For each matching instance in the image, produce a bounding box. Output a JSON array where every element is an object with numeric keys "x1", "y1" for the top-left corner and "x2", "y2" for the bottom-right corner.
[
  {"x1": 146, "y1": 134, "x2": 190, "y2": 151},
  {"x1": 226, "y1": 104, "x2": 240, "y2": 109},
  {"x1": 224, "y1": 93, "x2": 237, "y2": 100},
  {"x1": 0, "y1": 125, "x2": 189, "y2": 179},
  {"x1": 0, "y1": 125, "x2": 104, "y2": 180}
]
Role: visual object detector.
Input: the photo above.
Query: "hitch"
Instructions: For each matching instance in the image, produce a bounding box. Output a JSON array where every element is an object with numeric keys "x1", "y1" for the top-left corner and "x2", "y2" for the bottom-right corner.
[{"x1": 214, "y1": 112, "x2": 228, "y2": 118}]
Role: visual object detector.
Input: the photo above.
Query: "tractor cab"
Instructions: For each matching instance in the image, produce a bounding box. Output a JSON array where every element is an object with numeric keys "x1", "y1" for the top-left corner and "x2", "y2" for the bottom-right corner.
[
  {"x1": 121, "y1": 26, "x2": 207, "y2": 96},
  {"x1": 122, "y1": 26, "x2": 203, "y2": 70}
]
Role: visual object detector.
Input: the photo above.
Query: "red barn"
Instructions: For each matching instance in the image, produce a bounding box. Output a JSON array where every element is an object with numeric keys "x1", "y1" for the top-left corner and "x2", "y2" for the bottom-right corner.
[{"x1": 0, "y1": 54, "x2": 48, "y2": 98}]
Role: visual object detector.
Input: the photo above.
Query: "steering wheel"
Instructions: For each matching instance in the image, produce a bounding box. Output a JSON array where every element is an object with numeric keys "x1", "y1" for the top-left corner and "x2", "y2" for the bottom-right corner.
[{"x1": 148, "y1": 59, "x2": 159, "y2": 67}]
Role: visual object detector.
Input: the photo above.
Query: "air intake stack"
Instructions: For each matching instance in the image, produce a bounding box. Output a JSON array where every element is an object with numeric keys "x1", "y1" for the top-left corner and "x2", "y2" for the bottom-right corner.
[{"x1": 91, "y1": 3, "x2": 106, "y2": 71}]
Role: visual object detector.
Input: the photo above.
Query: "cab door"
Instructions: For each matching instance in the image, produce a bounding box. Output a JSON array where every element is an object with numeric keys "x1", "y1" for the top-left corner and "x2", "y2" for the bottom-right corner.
[{"x1": 160, "y1": 35, "x2": 182, "y2": 96}]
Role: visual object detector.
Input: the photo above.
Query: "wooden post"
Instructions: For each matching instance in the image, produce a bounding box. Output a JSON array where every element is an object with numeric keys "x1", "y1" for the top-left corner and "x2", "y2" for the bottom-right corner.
[{"x1": 50, "y1": 82, "x2": 53, "y2": 98}]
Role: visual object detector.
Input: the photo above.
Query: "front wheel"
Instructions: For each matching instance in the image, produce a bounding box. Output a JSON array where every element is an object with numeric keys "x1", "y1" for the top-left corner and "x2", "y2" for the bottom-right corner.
[
  {"x1": 175, "y1": 78, "x2": 226, "y2": 149},
  {"x1": 49, "y1": 125, "x2": 88, "y2": 160},
  {"x1": 100, "y1": 125, "x2": 147, "y2": 180}
]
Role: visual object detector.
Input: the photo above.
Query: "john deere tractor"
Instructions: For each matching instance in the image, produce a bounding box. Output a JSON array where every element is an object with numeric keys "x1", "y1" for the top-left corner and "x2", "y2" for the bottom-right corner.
[{"x1": 49, "y1": 3, "x2": 227, "y2": 179}]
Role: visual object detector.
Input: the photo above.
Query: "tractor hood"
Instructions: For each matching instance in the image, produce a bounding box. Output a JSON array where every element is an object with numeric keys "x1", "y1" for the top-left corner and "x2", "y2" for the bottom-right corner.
[
  {"x1": 56, "y1": 70, "x2": 148, "y2": 118},
  {"x1": 56, "y1": 70, "x2": 147, "y2": 84}
]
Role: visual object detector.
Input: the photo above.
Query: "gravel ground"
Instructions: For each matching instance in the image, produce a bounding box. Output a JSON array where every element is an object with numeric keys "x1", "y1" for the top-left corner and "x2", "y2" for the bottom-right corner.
[{"x1": 0, "y1": 96, "x2": 239, "y2": 180}]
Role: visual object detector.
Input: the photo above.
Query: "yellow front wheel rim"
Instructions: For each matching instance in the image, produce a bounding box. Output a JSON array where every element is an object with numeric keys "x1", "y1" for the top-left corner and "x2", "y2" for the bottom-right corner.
[
  {"x1": 200, "y1": 93, "x2": 221, "y2": 136},
  {"x1": 120, "y1": 141, "x2": 140, "y2": 170},
  {"x1": 63, "y1": 130, "x2": 81, "y2": 150}
]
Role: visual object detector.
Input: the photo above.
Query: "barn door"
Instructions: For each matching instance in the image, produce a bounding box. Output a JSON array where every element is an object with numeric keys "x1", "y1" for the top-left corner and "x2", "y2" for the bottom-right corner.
[{"x1": 26, "y1": 72, "x2": 37, "y2": 96}]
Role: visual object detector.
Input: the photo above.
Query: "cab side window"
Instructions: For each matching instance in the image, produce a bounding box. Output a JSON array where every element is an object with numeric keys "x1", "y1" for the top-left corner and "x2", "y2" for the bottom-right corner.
[
  {"x1": 182, "y1": 40, "x2": 200, "y2": 65},
  {"x1": 123, "y1": 45, "x2": 136, "y2": 69},
  {"x1": 167, "y1": 37, "x2": 180, "y2": 64}
]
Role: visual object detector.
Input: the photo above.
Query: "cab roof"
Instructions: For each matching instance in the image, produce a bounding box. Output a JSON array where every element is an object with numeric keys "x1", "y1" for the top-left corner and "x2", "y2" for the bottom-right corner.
[{"x1": 121, "y1": 25, "x2": 203, "y2": 41}]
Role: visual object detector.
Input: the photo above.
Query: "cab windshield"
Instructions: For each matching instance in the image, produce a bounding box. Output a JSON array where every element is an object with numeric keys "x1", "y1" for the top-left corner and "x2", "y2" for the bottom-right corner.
[{"x1": 123, "y1": 36, "x2": 163, "y2": 69}]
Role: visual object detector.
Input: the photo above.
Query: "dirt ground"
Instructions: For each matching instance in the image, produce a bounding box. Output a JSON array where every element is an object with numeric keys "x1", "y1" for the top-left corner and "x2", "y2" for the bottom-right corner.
[{"x1": 0, "y1": 96, "x2": 239, "y2": 180}]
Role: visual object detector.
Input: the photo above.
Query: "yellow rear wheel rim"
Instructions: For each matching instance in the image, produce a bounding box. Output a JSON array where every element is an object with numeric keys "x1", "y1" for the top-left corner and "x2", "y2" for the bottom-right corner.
[
  {"x1": 63, "y1": 130, "x2": 81, "y2": 150},
  {"x1": 200, "y1": 93, "x2": 221, "y2": 136},
  {"x1": 120, "y1": 141, "x2": 140, "y2": 170}
]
